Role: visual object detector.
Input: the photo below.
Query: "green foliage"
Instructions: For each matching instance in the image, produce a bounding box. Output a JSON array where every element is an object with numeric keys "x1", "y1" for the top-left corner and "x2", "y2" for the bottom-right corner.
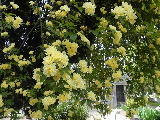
[
  {"x1": 126, "y1": 98, "x2": 145, "y2": 109},
  {"x1": 148, "y1": 102, "x2": 160, "y2": 106},
  {"x1": 55, "y1": 102, "x2": 89, "y2": 120},
  {"x1": 154, "y1": 0, "x2": 160, "y2": 8},
  {"x1": 10, "y1": 111, "x2": 22, "y2": 120},
  {"x1": 126, "y1": 98, "x2": 136, "y2": 109},
  {"x1": 138, "y1": 106, "x2": 160, "y2": 120},
  {"x1": 120, "y1": 105, "x2": 128, "y2": 111}
]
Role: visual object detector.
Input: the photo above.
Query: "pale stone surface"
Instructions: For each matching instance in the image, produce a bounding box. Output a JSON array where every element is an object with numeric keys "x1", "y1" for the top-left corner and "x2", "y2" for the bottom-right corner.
[
  {"x1": 2, "y1": 109, "x2": 134, "y2": 120},
  {"x1": 87, "y1": 109, "x2": 130, "y2": 120},
  {"x1": 1, "y1": 117, "x2": 28, "y2": 120}
]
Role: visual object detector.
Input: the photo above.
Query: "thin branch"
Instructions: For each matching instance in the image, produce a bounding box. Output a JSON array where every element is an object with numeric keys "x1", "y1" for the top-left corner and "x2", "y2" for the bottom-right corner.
[
  {"x1": 19, "y1": 19, "x2": 40, "y2": 50},
  {"x1": 2, "y1": 0, "x2": 7, "y2": 4}
]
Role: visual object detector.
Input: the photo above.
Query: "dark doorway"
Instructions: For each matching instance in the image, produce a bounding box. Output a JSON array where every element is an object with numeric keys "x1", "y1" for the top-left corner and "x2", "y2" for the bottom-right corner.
[{"x1": 116, "y1": 85, "x2": 125, "y2": 102}]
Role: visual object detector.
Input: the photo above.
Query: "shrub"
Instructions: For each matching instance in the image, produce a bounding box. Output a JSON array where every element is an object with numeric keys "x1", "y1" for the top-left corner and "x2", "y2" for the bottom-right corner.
[
  {"x1": 55, "y1": 102, "x2": 89, "y2": 120},
  {"x1": 120, "y1": 105, "x2": 128, "y2": 111},
  {"x1": 137, "y1": 106, "x2": 160, "y2": 120}
]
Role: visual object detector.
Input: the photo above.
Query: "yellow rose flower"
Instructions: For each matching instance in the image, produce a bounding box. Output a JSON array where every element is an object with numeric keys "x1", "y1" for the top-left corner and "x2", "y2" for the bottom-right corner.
[
  {"x1": 0, "y1": 95, "x2": 4, "y2": 107},
  {"x1": 1, "y1": 32, "x2": 8, "y2": 37},
  {"x1": 87, "y1": 91, "x2": 96, "y2": 101}
]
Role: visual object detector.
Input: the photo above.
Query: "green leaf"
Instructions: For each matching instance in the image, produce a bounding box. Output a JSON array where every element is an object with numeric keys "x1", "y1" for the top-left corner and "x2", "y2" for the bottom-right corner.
[
  {"x1": 69, "y1": 32, "x2": 77, "y2": 41},
  {"x1": 6, "y1": 99, "x2": 14, "y2": 106},
  {"x1": 29, "y1": 89, "x2": 37, "y2": 96},
  {"x1": 119, "y1": 17, "x2": 125, "y2": 24},
  {"x1": 0, "y1": 21, "x2": 2, "y2": 27},
  {"x1": 60, "y1": 67, "x2": 72, "y2": 78},
  {"x1": 154, "y1": 0, "x2": 160, "y2": 8},
  {"x1": 1, "y1": 92, "x2": 8, "y2": 97},
  {"x1": 0, "y1": 27, "x2": 3, "y2": 30},
  {"x1": 147, "y1": 24, "x2": 154, "y2": 32},
  {"x1": 92, "y1": 29, "x2": 99, "y2": 36},
  {"x1": 40, "y1": 75, "x2": 46, "y2": 81},
  {"x1": 20, "y1": 67, "x2": 23, "y2": 71},
  {"x1": 2, "y1": 12, "x2": 16, "y2": 16},
  {"x1": 36, "y1": 71, "x2": 42, "y2": 75}
]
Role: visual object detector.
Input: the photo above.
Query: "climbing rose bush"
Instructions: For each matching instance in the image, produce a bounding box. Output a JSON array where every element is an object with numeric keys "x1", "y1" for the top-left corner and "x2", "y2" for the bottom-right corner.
[{"x1": 0, "y1": 0, "x2": 160, "y2": 119}]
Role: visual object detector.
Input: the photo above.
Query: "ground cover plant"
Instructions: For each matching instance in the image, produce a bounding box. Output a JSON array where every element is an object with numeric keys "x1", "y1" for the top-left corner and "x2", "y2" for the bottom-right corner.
[{"x1": 138, "y1": 106, "x2": 160, "y2": 120}]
